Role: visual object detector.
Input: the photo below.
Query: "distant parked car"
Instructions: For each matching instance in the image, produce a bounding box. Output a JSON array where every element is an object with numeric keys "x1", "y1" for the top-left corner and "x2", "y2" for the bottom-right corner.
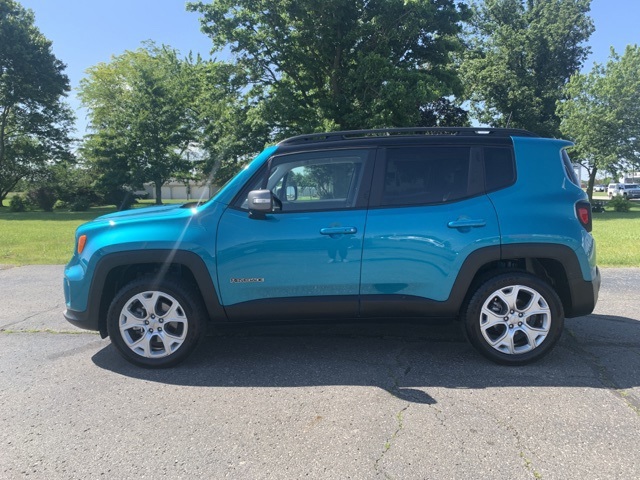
[
  {"x1": 608, "y1": 183, "x2": 640, "y2": 199},
  {"x1": 594, "y1": 184, "x2": 605, "y2": 192}
]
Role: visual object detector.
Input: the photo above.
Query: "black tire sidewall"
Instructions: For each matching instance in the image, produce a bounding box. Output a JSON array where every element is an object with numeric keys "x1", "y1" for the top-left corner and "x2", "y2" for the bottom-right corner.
[
  {"x1": 464, "y1": 272, "x2": 564, "y2": 366},
  {"x1": 107, "y1": 277, "x2": 205, "y2": 368}
]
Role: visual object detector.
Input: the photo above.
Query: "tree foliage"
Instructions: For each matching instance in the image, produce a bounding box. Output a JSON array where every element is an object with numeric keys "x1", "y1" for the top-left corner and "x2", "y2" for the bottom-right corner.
[
  {"x1": 0, "y1": 0, "x2": 73, "y2": 205},
  {"x1": 189, "y1": 61, "x2": 271, "y2": 185},
  {"x1": 462, "y1": 0, "x2": 594, "y2": 137},
  {"x1": 188, "y1": 0, "x2": 470, "y2": 138},
  {"x1": 80, "y1": 44, "x2": 198, "y2": 205},
  {"x1": 558, "y1": 45, "x2": 640, "y2": 199}
]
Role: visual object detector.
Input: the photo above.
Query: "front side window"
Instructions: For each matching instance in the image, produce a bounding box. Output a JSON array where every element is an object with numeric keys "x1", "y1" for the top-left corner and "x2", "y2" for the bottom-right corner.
[{"x1": 236, "y1": 149, "x2": 371, "y2": 211}]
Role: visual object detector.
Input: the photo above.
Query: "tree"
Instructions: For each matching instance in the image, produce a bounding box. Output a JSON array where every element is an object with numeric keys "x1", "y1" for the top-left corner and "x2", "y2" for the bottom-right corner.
[
  {"x1": 80, "y1": 44, "x2": 197, "y2": 205},
  {"x1": 0, "y1": 0, "x2": 74, "y2": 205},
  {"x1": 461, "y1": 0, "x2": 594, "y2": 137},
  {"x1": 557, "y1": 45, "x2": 640, "y2": 199},
  {"x1": 188, "y1": 0, "x2": 470, "y2": 138},
  {"x1": 189, "y1": 61, "x2": 271, "y2": 185}
]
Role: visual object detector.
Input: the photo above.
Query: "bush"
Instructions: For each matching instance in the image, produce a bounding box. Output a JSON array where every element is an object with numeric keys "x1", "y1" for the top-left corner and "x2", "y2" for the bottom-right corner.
[
  {"x1": 9, "y1": 195, "x2": 27, "y2": 212},
  {"x1": 27, "y1": 186, "x2": 57, "y2": 212},
  {"x1": 57, "y1": 185, "x2": 100, "y2": 212},
  {"x1": 69, "y1": 197, "x2": 92, "y2": 212},
  {"x1": 102, "y1": 188, "x2": 137, "y2": 211},
  {"x1": 607, "y1": 195, "x2": 632, "y2": 212}
]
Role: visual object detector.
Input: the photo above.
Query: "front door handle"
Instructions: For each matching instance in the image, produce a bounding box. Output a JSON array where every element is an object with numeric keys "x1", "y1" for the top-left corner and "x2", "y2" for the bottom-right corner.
[
  {"x1": 320, "y1": 226, "x2": 358, "y2": 235},
  {"x1": 447, "y1": 219, "x2": 486, "y2": 229}
]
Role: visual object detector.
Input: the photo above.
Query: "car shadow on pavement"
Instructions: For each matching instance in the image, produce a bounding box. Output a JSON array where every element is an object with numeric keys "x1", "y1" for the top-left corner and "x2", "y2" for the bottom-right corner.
[{"x1": 92, "y1": 314, "x2": 640, "y2": 405}]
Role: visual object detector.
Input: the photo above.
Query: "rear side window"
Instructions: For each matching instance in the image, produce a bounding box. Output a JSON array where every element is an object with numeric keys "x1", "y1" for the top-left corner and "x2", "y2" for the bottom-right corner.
[
  {"x1": 380, "y1": 146, "x2": 472, "y2": 206},
  {"x1": 484, "y1": 147, "x2": 515, "y2": 192}
]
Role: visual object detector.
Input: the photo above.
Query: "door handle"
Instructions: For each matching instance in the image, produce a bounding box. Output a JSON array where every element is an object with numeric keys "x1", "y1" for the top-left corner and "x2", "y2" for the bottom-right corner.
[
  {"x1": 320, "y1": 226, "x2": 358, "y2": 235},
  {"x1": 447, "y1": 219, "x2": 486, "y2": 229}
]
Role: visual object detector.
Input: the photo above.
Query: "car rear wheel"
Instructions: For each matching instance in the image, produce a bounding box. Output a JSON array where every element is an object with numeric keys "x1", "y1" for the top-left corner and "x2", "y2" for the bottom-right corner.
[
  {"x1": 107, "y1": 277, "x2": 205, "y2": 368},
  {"x1": 463, "y1": 273, "x2": 564, "y2": 365}
]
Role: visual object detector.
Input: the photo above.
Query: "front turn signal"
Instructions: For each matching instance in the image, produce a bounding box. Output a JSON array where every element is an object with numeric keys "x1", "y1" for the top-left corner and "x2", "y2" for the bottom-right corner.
[{"x1": 77, "y1": 235, "x2": 87, "y2": 254}]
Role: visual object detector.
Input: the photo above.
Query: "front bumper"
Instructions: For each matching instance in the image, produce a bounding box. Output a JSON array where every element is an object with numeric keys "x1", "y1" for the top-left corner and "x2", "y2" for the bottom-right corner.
[{"x1": 63, "y1": 307, "x2": 103, "y2": 334}]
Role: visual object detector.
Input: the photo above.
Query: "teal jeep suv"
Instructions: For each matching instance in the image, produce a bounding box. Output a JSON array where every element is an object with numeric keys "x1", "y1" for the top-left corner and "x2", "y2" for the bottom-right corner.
[{"x1": 63, "y1": 128, "x2": 600, "y2": 367}]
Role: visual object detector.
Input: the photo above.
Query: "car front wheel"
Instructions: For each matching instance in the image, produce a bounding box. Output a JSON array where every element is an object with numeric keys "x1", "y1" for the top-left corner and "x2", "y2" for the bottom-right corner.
[
  {"x1": 107, "y1": 277, "x2": 205, "y2": 368},
  {"x1": 463, "y1": 273, "x2": 564, "y2": 365}
]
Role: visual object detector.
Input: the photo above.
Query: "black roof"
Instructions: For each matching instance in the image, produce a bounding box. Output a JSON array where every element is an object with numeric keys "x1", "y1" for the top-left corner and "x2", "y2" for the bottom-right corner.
[{"x1": 279, "y1": 127, "x2": 538, "y2": 146}]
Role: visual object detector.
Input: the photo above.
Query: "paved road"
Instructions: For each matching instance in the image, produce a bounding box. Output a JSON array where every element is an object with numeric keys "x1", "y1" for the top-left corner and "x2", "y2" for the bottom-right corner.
[{"x1": 0, "y1": 266, "x2": 638, "y2": 479}]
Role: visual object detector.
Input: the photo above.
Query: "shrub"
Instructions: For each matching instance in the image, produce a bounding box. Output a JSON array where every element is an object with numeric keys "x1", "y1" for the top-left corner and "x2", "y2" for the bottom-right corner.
[
  {"x1": 27, "y1": 186, "x2": 57, "y2": 212},
  {"x1": 102, "y1": 188, "x2": 137, "y2": 211},
  {"x1": 9, "y1": 195, "x2": 27, "y2": 212},
  {"x1": 607, "y1": 195, "x2": 632, "y2": 212},
  {"x1": 69, "y1": 197, "x2": 92, "y2": 212}
]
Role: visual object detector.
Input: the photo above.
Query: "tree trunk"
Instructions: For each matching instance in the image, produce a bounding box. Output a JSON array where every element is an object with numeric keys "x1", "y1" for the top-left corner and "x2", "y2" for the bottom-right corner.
[
  {"x1": 155, "y1": 181, "x2": 163, "y2": 205},
  {"x1": 586, "y1": 167, "x2": 598, "y2": 202}
]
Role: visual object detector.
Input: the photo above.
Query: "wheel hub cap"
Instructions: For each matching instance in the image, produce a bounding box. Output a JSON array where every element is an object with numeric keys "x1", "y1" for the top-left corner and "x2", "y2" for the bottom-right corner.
[{"x1": 480, "y1": 285, "x2": 552, "y2": 355}]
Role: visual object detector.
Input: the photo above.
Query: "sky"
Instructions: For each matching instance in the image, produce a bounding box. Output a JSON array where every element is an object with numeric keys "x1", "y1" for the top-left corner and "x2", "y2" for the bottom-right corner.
[{"x1": 18, "y1": 0, "x2": 640, "y2": 137}]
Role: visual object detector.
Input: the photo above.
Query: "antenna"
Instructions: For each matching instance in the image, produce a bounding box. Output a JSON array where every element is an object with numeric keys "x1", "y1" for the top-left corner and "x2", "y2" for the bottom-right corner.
[{"x1": 505, "y1": 112, "x2": 513, "y2": 128}]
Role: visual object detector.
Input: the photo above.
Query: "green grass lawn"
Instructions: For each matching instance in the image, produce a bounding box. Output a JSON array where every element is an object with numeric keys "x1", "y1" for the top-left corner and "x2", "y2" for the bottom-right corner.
[
  {"x1": 1, "y1": 199, "x2": 639, "y2": 266},
  {"x1": 591, "y1": 207, "x2": 640, "y2": 266},
  {"x1": 0, "y1": 199, "x2": 180, "y2": 265}
]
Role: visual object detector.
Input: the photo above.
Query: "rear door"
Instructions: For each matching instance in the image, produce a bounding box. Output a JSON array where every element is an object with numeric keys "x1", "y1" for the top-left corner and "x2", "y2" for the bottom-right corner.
[{"x1": 360, "y1": 143, "x2": 502, "y2": 317}]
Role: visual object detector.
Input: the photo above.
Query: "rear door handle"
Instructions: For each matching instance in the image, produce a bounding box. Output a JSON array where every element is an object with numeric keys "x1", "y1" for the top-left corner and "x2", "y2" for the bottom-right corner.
[
  {"x1": 447, "y1": 219, "x2": 486, "y2": 229},
  {"x1": 320, "y1": 226, "x2": 358, "y2": 235}
]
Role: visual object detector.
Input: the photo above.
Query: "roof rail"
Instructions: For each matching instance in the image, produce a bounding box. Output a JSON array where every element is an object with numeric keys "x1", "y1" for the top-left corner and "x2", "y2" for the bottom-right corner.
[{"x1": 279, "y1": 127, "x2": 539, "y2": 145}]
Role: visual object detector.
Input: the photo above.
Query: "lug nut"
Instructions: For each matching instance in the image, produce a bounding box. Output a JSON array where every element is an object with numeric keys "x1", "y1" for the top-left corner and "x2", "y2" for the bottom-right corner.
[
  {"x1": 158, "y1": 327, "x2": 162, "y2": 332},
  {"x1": 518, "y1": 313, "x2": 523, "y2": 317},
  {"x1": 504, "y1": 316, "x2": 509, "y2": 321},
  {"x1": 149, "y1": 328, "x2": 153, "y2": 333},
  {"x1": 518, "y1": 322, "x2": 523, "y2": 326},
  {"x1": 144, "y1": 320, "x2": 150, "y2": 325},
  {"x1": 159, "y1": 318, "x2": 164, "y2": 323},
  {"x1": 509, "y1": 324, "x2": 514, "y2": 329}
]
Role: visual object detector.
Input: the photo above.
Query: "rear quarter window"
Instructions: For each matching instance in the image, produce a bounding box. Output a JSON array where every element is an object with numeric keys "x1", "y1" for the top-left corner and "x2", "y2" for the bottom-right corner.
[
  {"x1": 484, "y1": 147, "x2": 515, "y2": 192},
  {"x1": 562, "y1": 150, "x2": 580, "y2": 186}
]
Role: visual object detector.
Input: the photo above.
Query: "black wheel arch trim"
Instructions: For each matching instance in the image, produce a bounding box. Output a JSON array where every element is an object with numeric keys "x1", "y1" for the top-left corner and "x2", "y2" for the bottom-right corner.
[
  {"x1": 70, "y1": 249, "x2": 225, "y2": 337},
  {"x1": 500, "y1": 243, "x2": 598, "y2": 317}
]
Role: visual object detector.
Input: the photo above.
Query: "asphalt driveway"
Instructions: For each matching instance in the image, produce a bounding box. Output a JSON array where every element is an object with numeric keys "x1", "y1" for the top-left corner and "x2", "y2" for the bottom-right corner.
[{"x1": 0, "y1": 265, "x2": 638, "y2": 479}]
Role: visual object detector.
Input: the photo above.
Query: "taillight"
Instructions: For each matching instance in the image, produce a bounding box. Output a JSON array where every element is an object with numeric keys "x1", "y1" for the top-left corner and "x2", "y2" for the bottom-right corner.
[{"x1": 576, "y1": 201, "x2": 592, "y2": 232}]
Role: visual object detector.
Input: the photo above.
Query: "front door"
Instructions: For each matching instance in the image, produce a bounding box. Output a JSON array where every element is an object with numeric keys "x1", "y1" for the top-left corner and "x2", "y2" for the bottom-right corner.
[{"x1": 216, "y1": 148, "x2": 375, "y2": 321}]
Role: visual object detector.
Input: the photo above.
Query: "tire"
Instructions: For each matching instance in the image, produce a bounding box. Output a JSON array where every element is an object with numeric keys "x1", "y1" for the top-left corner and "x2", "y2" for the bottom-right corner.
[
  {"x1": 107, "y1": 276, "x2": 206, "y2": 368},
  {"x1": 463, "y1": 272, "x2": 564, "y2": 365}
]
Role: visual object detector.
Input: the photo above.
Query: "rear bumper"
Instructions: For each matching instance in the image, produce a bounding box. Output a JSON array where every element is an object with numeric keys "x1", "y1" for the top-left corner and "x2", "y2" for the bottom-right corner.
[{"x1": 566, "y1": 266, "x2": 601, "y2": 318}]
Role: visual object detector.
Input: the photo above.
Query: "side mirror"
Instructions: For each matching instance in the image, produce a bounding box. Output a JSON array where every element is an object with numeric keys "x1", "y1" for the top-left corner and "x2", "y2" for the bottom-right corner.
[
  {"x1": 286, "y1": 185, "x2": 298, "y2": 201},
  {"x1": 247, "y1": 189, "x2": 273, "y2": 219}
]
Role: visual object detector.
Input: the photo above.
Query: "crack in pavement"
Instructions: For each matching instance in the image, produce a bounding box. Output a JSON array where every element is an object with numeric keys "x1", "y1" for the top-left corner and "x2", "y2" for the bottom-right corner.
[
  {"x1": 0, "y1": 305, "x2": 63, "y2": 330},
  {"x1": 374, "y1": 404, "x2": 410, "y2": 480},
  {"x1": 471, "y1": 401, "x2": 544, "y2": 479},
  {"x1": 564, "y1": 327, "x2": 640, "y2": 417}
]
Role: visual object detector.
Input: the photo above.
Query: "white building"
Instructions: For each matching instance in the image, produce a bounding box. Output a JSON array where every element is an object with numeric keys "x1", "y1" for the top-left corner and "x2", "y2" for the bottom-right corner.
[{"x1": 143, "y1": 181, "x2": 214, "y2": 201}]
